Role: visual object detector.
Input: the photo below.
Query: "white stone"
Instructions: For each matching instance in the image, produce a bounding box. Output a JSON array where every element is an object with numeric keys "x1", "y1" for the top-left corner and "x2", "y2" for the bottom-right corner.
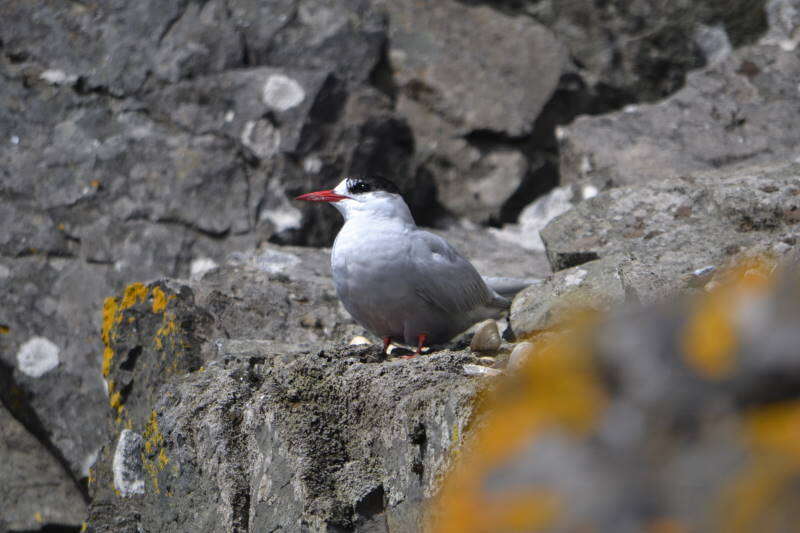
[
  {"x1": 581, "y1": 184, "x2": 599, "y2": 200},
  {"x1": 10, "y1": 135, "x2": 20, "y2": 145},
  {"x1": 224, "y1": 110, "x2": 235, "y2": 122},
  {"x1": 563, "y1": 268, "x2": 588, "y2": 287},
  {"x1": 254, "y1": 249, "x2": 301, "y2": 275},
  {"x1": 190, "y1": 257, "x2": 218, "y2": 279},
  {"x1": 489, "y1": 185, "x2": 574, "y2": 251},
  {"x1": 303, "y1": 156, "x2": 323, "y2": 174},
  {"x1": 262, "y1": 74, "x2": 306, "y2": 111},
  {"x1": 463, "y1": 364, "x2": 501, "y2": 377},
  {"x1": 39, "y1": 69, "x2": 78, "y2": 85},
  {"x1": 16, "y1": 337, "x2": 60, "y2": 378},
  {"x1": 349, "y1": 336, "x2": 371, "y2": 346},
  {"x1": 113, "y1": 430, "x2": 145, "y2": 497}
]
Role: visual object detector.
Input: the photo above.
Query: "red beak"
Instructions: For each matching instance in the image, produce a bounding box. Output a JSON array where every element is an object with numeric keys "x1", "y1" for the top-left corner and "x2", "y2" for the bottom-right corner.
[{"x1": 295, "y1": 189, "x2": 350, "y2": 202}]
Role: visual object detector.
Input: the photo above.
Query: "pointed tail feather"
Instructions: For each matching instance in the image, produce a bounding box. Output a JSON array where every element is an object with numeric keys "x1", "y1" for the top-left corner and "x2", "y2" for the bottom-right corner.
[{"x1": 483, "y1": 276, "x2": 542, "y2": 300}]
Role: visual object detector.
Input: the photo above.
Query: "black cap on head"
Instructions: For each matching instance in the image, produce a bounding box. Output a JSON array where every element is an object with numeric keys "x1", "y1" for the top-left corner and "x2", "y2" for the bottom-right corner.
[{"x1": 345, "y1": 175, "x2": 401, "y2": 195}]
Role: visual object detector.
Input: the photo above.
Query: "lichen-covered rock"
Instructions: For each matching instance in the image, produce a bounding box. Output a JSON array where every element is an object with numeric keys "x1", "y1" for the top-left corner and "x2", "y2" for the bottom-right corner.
[
  {"x1": 435, "y1": 259, "x2": 800, "y2": 532},
  {"x1": 86, "y1": 274, "x2": 484, "y2": 532}
]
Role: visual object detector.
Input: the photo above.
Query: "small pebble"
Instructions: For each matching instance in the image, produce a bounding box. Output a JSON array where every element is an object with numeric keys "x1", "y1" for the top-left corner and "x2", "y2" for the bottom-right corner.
[
  {"x1": 463, "y1": 364, "x2": 501, "y2": 377},
  {"x1": 349, "y1": 335, "x2": 371, "y2": 346},
  {"x1": 508, "y1": 342, "x2": 535, "y2": 371},
  {"x1": 470, "y1": 319, "x2": 501, "y2": 353}
]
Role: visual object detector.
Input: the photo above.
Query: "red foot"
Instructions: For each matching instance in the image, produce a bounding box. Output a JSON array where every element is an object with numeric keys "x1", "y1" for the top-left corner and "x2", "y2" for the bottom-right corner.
[
  {"x1": 382, "y1": 336, "x2": 392, "y2": 355},
  {"x1": 416, "y1": 333, "x2": 428, "y2": 354}
]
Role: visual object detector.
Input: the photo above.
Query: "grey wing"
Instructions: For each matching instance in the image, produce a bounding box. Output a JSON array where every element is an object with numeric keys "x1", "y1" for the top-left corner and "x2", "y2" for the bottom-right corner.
[{"x1": 409, "y1": 230, "x2": 501, "y2": 314}]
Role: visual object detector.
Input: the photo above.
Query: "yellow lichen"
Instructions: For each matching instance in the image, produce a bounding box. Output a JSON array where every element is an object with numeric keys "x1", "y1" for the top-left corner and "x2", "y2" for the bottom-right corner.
[
  {"x1": 681, "y1": 292, "x2": 737, "y2": 379},
  {"x1": 101, "y1": 346, "x2": 114, "y2": 377},
  {"x1": 718, "y1": 401, "x2": 800, "y2": 533},
  {"x1": 154, "y1": 315, "x2": 178, "y2": 351},
  {"x1": 109, "y1": 391, "x2": 122, "y2": 410},
  {"x1": 80, "y1": 522, "x2": 88, "y2": 532},
  {"x1": 120, "y1": 282, "x2": 148, "y2": 310},
  {"x1": 34, "y1": 512, "x2": 43, "y2": 523},
  {"x1": 0, "y1": 325, "x2": 10, "y2": 334},
  {"x1": 151, "y1": 286, "x2": 171, "y2": 313},
  {"x1": 158, "y1": 447, "x2": 170, "y2": 469}
]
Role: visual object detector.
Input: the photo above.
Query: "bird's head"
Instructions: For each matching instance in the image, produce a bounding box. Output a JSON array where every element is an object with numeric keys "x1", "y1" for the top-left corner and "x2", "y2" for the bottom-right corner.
[{"x1": 296, "y1": 176, "x2": 414, "y2": 223}]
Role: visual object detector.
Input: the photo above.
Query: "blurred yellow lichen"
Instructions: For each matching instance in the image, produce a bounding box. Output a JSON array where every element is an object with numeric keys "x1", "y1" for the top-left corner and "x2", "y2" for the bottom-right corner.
[
  {"x1": 719, "y1": 401, "x2": 800, "y2": 533},
  {"x1": 681, "y1": 292, "x2": 737, "y2": 379},
  {"x1": 431, "y1": 332, "x2": 606, "y2": 533}
]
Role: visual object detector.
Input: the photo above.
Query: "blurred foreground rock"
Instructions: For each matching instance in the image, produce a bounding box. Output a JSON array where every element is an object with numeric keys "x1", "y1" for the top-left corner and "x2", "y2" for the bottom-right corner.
[{"x1": 435, "y1": 258, "x2": 800, "y2": 533}]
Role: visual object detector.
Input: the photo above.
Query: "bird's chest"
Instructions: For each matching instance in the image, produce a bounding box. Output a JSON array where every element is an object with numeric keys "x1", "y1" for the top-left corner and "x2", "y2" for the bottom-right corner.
[{"x1": 331, "y1": 225, "x2": 413, "y2": 307}]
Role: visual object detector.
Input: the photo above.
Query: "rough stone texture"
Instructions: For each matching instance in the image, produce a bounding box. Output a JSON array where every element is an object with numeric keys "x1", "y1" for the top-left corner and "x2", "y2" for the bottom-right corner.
[
  {"x1": 382, "y1": 0, "x2": 566, "y2": 222},
  {"x1": 542, "y1": 162, "x2": 800, "y2": 275},
  {"x1": 524, "y1": 0, "x2": 767, "y2": 102},
  {"x1": 0, "y1": 402, "x2": 87, "y2": 530},
  {"x1": 559, "y1": 34, "x2": 800, "y2": 188},
  {"x1": 86, "y1": 275, "x2": 485, "y2": 532},
  {"x1": 436, "y1": 261, "x2": 800, "y2": 532}
]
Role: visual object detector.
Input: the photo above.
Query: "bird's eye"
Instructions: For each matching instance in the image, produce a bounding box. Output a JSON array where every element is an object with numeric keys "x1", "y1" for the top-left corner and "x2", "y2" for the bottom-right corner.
[{"x1": 349, "y1": 180, "x2": 371, "y2": 194}]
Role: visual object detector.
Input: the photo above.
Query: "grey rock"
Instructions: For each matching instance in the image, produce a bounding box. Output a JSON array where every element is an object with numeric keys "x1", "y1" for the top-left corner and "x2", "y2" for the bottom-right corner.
[
  {"x1": 490, "y1": 185, "x2": 578, "y2": 252},
  {"x1": 469, "y1": 320, "x2": 502, "y2": 353},
  {"x1": 559, "y1": 40, "x2": 800, "y2": 188},
  {"x1": 382, "y1": 0, "x2": 565, "y2": 136},
  {"x1": 381, "y1": 0, "x2": 565, "y2": 222},
  {"x1": 0, "y1": 402, "x2": 86, "y2": 530},
  {"x1": 528, "y1": 0, "x2": 766, "y2": 102},
  {"x1": 542, "y1": 162, "x2": 800, "y2": 276}
]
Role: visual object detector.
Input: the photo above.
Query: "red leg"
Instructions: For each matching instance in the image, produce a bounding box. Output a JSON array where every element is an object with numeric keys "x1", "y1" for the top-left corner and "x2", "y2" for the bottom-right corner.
[
  {"x1": 399, "y1": 333, "x2": 428, "y2": 359},
  {"x1": 382, "y1": 336, "x2": 392, "y2": 355},
  {"x1": 416, "y1": 333, "x2": 428, "y2": 354}
]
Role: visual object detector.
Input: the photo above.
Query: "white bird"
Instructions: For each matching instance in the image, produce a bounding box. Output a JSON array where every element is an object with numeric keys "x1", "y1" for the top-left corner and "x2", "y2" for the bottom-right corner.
[{"x1": 296, "y1": 176, "x2": 536, "y2": 356}]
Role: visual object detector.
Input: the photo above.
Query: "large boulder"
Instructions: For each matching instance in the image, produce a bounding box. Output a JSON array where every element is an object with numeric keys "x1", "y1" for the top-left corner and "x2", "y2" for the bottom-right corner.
[
  {"x1": 382, "y1": 0, "x2": 566, "y2": 222},
  {"x1": 84, "y1": 268, "x2": 494, "y2": 531},
  {"x1": 510, "y1": 161, "x2": 800, "y2": 338},
  {"x1": 559, "y1": 14, "x2": 800, "y2": 188}
]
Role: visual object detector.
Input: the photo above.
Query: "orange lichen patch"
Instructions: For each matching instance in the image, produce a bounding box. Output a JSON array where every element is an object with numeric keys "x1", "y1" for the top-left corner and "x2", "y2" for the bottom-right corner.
[
  {"x1": 746, "y1": 401, "x2": 800, "y2": 463},
  {"x1": 142, "y1": 410, "x2": 168, "y2": 494},
  {"x1": 90, "y1": 179, "x2": 100, "y2": 188},
  {"x1": 157, "y1": 447, "x2": 170, "y2": 469},
  {"x1": 0, "y1": 324, "x2": 9, "y2": 334},
  {"x1": 431, "y1": 332, "x2": 607, "y2": 533},
  {"x1": 101, "y1": 297, "x2": 119, "y2": 348},
  {"x1": 154, "y1": 315, "x2": 178, "y2": 351},
  {"x1": 109, "y1": 390, "x2": 122, "y2": 410},
  {"x1": 647, "y1": 518, "x2": 689, "y2": 533},
  {"x1": 681, "y1": 292, "x2": 737, "y2": 380},
  {"x1": 34, "y1": 511, "x2": 43, "y2": 523},
  {"x1": 120, "y1": 282, "x2": 148, "y2": 310},
  {"x1": 151, "y1": 286, "x2": 171, "y2": 313},
  {"x1": 718, "y1": 401, "x2": 800, "y2": 533}
]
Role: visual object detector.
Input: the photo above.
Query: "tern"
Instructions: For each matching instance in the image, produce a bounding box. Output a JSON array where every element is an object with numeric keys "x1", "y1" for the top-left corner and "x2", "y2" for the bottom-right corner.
[{"x1": 296, "y1": 176, "x2": 535, "y2": 356}]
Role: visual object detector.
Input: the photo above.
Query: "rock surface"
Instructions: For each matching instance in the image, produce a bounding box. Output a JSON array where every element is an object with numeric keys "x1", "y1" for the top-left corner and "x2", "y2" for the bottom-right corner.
[
  {"x1": 559, "y1": 30, "x2": 800, "y2": 188},
  {"x1": 0, "y1": 403, "x2": 87, "y2": 531},
  {"x1": 85, "y1": 278, "x2": 485, "y2": 532}
]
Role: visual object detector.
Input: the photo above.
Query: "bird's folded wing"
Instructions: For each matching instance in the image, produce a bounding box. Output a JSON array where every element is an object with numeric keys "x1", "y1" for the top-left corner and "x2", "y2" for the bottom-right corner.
[{"x1": 410, "y1": 231, "x2": 492, "y2": 314}]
